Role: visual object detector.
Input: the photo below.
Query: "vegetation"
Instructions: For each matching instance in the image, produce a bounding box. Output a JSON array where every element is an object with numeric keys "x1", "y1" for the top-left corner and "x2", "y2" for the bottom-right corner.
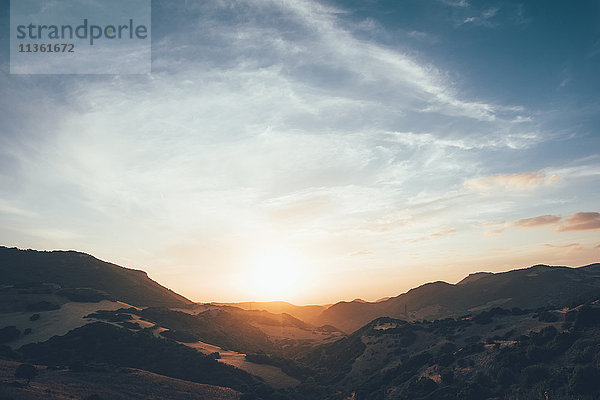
[
  {"x1": 18, "y1": 322, "x2": 282, "y2": 398},
  {"x1": 3, "y1": 248, "x2": 600, "y2": 400},
  {"x1": 0, "y1": 326, "x2": 21, "y2": 344},
  {"x1": 56, "y1": 287, "x2": 112, "y2": 302},
  {"x1": 14, "y1": 363, "x2": 38, "y2": 385}
]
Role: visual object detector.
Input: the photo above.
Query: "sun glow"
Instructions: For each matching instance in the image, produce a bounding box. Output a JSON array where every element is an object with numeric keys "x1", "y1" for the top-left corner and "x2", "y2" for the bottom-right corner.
[{"x1": 244, "y1": 251, "x2": 306, "y2": 301}]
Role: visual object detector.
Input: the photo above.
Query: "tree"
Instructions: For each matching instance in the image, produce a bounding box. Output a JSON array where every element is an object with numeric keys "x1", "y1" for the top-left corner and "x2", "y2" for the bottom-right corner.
[{"x1": 15, "y1": 363, "x2": 38, "y2": 385}]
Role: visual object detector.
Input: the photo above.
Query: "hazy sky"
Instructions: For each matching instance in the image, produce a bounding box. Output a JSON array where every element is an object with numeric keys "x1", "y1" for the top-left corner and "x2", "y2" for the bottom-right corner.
[{"x1": 1, "y1": 0, "x2": 599, "y2": 304}]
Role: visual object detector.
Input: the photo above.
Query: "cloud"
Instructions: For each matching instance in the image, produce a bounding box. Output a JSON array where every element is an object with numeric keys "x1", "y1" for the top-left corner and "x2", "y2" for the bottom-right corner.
[
  {"x1": 431, "y1": 226, "x2": 457, "y2": 238},
  {"x1": 350, "y1": 250, "x2": 373, "y2": 257},
  {"x1": 557, "y1": 212, "x2": 600, "y2": 232},
  {"x1": 0, "y1": 0, "x2": 584, "y2": 302},
  {"x1": 542, "y1": 243, "x2": 581, "y2": 249},
  {"x1": 514, "y1": 215, "x2": 561, "y2": 228},
  {"x1": 0, "y1": 199, "x2": 38, "y2": 218},
  {"x1": 440, "y1": 0, "x2": 469, "y2": 7},
  {"x1": 410, "y1": 226, "x2": 457, "y2": 243},
  {"x1": 485, "y1": 228, "x2": 505, "y2": 236},
  {"x1": 465, "y1": 172, "x2": 559, "y2": 192},
  {"x1": 461, "y1": 7, "x2": 499, "y2": 27},
  {"x1": 486, "y1": 212, "x2": 600, "y2": 234}
]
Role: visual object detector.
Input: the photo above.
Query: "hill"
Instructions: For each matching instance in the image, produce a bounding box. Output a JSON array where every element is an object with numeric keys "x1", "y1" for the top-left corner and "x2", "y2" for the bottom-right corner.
[
  {"x1": 212, "y1": 301, "x2": 328, "y2": 326},
  {"x1": 0, "y1": 247, "x2": 192, "y2": 308},
  {"x1": 317, "y1": 263, "x2": 600, "y2": 333},
  {"x1": 300, "y1": 300, "x2": 600, "y2": 399},
  {"x1": 0, "y1": 358, "x2": 241, "y2": 400}
]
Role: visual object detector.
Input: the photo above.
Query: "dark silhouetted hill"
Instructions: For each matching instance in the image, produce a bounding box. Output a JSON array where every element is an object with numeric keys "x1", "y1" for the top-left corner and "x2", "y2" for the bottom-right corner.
[
  {"x1": 318, "y1": 263, "x2": 600, "y2": 332},
  {"x1": 0, "y1": 246, "x2": 192, "y2": 308}
]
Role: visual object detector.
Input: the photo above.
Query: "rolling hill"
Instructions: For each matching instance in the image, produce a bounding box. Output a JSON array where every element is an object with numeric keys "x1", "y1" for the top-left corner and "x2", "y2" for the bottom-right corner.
[
  {"x1": 211, "y1": 301, "x2": 328, "y2": 327},
  {"x1": 317, "y1": 263, "x2": 600, "y2": 333},
  {"x1": 2, "y1": 246, "x2": 600, "y2": 399},
  {"x1": 0, "y1": 246, "x2": 192, "y2": 308}
]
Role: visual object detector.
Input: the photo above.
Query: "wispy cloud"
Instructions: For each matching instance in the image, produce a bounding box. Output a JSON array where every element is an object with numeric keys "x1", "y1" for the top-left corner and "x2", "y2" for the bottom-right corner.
[
  {"x1": 557, "y1": 212, "x2": 600, "y2": 232},
  {"x1": 465, "y1": 172, "x2": 559, "y2": 192},
  {"x1": 431, "y1": 226, "x2": 457, "y2": 238},
  {"x1": 0, "y1": 0, "x2": 595, "y2": 303},
  {"x1": 486, "y1": 212, "x2": 600, "y2": 235},
  {"x1": 542, "y1": 243, "x2": 581, "y2": 249},
  {"x1": 514, "y1": 215, "x2": 562, "y2": 228},
  {"x1": 440, "y1": 0, "x2": 470, "y2": 8},
  {"x1": 461, "y1": 7, "x2": 499, "y2": 27}
]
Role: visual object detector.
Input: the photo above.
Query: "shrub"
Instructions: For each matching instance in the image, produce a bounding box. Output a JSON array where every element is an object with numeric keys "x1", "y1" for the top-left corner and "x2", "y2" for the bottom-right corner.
[
  {"x1": 14, "y1": 363, "x2": 38, "y2": 385},
  {"x1": 522, "y1": 364, "x2": 549, "y2": 384},
  {"x1": 29, "y1": 314, "x2": 41, "y2": 322},
  {"x1": 0, "y1": 326, "x2": 21, "y2": 344},
  {"x1": 0, "y1": 344, "x2": 22, "y2": 360},
  {"x1": 537, "y1": 311, "x2": 558, "y2": 322},
  {"x1": 57, "y1": 288, "x2": 111, "y2": 302},
  {"x1": 574, "y1": 306, "x2": 600, "y2": 330},
  {"x1": 569, "y1": 366, "x2": 600, "y2": 395},
  {"x1": 496, "y1": 367, "x2": 515, "y2": 384},
  {"x1": 160, "y1": 329, "x2": 198, "y2": 343}
]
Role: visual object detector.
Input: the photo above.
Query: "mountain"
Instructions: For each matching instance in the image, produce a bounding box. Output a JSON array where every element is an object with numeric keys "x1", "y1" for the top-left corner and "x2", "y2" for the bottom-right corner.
[
  {"x1": 302, "y1": 300, "x2": 600, "y2": 399},
  {"x1": 0, "y1": 246, "x2": 192, "y2": 308},
  {"x1": 211, "y1": 301, "x2": 328, "y2": 326},
  {"x1": 2, "y1": 246, "x2": 600, "y2": 399},
  {"x1": 318, "y1": 263, "x2": 600, "y2": 333}
]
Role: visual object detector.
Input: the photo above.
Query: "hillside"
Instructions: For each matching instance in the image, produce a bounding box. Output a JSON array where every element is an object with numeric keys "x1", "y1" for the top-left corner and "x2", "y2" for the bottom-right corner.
[
  {"x1": 0, "y1": 247, "x2": 192, "y2": 308},
  {"x1": 318, "y1": 263, "x2": 600, "y2": 333},
  {"x1": 2, "y1": 246, "x2": 600, "y2": 399},
  {"x1": 0, "y1": 358, "x2": 241, "y2": 400},
  {"x1": 212, "y1": 301, "x2": 328, "y2": 326},
  {"x1": 300, "y1": 301, "x2": 600, "y2": 399}
]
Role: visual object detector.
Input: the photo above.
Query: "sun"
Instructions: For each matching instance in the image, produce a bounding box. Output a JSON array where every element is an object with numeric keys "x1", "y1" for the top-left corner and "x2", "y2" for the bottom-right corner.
[{"x1": 244, "y1": 251, "x2": 304, "y2": 300}]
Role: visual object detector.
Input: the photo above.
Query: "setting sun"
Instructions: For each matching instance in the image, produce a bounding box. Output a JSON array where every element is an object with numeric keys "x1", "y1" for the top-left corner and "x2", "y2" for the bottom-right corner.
[{"x1": 244, "y1": 251, "x2": 305, "y2": 300}]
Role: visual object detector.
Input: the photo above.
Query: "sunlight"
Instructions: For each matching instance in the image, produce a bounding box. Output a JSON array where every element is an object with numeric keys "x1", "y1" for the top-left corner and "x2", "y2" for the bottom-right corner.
[{"x1": 244, "y1": 250, "x2": 305, "y2": 300}]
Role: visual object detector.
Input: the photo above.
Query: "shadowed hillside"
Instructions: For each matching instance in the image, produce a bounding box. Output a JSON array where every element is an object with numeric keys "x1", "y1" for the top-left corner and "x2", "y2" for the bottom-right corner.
[
  {"x1": 0, "y1": 358, "x2": 241, "y2": 400},
  {"x1": 0, "y1": 247, "x2": 192, "y2": 308},
  {"x1": 299, "y1": 300, "x2": 600, "y2": 399}
]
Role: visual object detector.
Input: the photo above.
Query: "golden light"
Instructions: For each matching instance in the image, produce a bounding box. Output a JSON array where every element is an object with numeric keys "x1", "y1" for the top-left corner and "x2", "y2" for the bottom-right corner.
[{"x1": 243, "y1": 250, "x2": 306, "y2": 301}]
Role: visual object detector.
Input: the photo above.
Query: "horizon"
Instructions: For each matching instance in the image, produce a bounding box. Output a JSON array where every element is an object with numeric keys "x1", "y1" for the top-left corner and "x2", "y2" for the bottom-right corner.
[
  {"x1": 1, "y1": 0, "x2": 599, "y2": 305},
  {"x1": 2, "y1": 244, "x2": 598, "y2": 306}
]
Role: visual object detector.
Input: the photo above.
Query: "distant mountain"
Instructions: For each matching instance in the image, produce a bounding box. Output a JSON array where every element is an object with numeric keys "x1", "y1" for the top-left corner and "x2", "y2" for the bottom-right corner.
[
  {"x1": 0, "y1": 246, "x2": 192, "y2": 308},
  {"x1": 318, "y1": 263, "x2": 600, "y2": 333},
  {"x1": 212, "y1": 301, "x2": 328, "y2": 326}
]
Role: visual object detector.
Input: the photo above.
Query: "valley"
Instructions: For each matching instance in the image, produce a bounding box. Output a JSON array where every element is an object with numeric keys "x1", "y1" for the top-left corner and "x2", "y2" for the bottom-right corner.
[{"x1": 1, "y1": 246, "x2": 600, "y2": 399}]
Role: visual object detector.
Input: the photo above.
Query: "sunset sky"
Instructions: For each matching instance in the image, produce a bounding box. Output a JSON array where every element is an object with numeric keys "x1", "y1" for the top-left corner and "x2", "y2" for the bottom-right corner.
[{"x1": 1, "y1": 0, "x2": 599, "y2": 304}]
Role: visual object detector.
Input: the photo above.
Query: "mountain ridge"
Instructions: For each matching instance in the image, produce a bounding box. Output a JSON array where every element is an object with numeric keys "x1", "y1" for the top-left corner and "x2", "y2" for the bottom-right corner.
[
  {"x1": 317, "y1": 263, "x2": 600, "y2": 332},
  {"x1": 0, "y1": 246, "x2": 192, "y2": 308}
]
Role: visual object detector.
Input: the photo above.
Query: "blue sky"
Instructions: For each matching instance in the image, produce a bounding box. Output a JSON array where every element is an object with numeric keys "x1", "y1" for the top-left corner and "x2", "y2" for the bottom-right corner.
[{"x1": 0, "y1": 0, "x2": 598, "y2": 303}]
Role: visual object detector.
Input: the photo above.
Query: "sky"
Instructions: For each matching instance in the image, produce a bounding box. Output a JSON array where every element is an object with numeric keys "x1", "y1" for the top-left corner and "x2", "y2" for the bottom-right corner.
[{"x1": 0, "y1": 0, "x2": 599, "y2": 305}]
